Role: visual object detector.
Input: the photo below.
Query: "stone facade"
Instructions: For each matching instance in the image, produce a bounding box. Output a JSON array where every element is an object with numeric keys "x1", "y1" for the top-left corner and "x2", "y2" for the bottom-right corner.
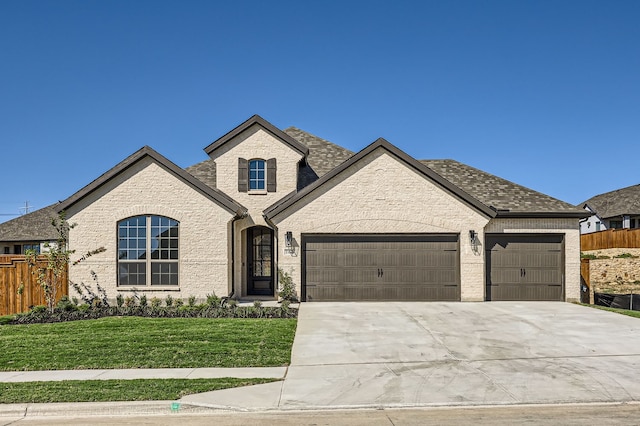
[
  {"x1": 584, "y1": 248, "x2": 640, "y2": 295},
  {"x1": 66, "y1": 158, "x2": 235, "y2": 302}
]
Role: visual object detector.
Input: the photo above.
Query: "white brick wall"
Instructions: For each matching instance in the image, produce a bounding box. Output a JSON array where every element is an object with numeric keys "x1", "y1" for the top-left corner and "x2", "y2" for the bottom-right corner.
[
  {"x1": 66, "y1": 157, "x2": 235, "y2": 302},
  {"x1": 209, "y1": 125, "x2": 303, "y2": 228},
  {"x1": 208, "y1": 125, "x2": 305, "y2": 297},
  {"x1": 272, "y1": 148, "x2": 491, "y2": 301}
]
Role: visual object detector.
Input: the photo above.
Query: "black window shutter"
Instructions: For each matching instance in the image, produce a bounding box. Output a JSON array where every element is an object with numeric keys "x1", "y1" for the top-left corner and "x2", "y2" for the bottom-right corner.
[
  {"x1": 267, "y1": 158, "x2": 277, "y2": 192},
  {"x1": 238, "y1": 158, "x2": 248, "y2": 192}
]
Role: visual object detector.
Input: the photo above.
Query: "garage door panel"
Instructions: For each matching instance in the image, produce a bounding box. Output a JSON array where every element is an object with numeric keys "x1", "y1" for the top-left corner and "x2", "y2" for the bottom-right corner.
[
  {"x1": 303, "y1": 234, "x2": 460, "y2": 302},
  {"x1": 344, "y1": 268, "x2": 377, "y2": 284},
  {"x1": 486, "y1": 234, "x2": 564, "y2": 301},
  {"x1": 524, "y1": 269, "x2": 562, "y2": 285}
]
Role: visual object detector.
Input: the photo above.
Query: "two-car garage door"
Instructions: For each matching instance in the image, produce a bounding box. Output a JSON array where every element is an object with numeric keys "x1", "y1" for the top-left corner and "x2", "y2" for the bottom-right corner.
[{"x1": 303, "y1": 234, "x2": 459, "y2": 301}]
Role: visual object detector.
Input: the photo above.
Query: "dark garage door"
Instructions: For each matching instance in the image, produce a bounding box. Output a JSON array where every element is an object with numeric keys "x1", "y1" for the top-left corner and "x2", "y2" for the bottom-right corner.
[
  {"x1": 303, "y1": 234, "x2": 459, "y2": 302},
  {"x1": 485, "y1": 234, "x2": 564, "y2": 301}
]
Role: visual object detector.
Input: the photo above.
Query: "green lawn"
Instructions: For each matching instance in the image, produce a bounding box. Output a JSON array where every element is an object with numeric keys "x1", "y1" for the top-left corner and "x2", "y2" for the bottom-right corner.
[
  {"x1": 0, "y1": 378, "x2": 278, "y2": 403},
  {"x1": 0, "y1": 317, "x2": 297, "y2": 371},
  {"x1": 585, "y1": 304, "x2": 640, "y2": 319}
]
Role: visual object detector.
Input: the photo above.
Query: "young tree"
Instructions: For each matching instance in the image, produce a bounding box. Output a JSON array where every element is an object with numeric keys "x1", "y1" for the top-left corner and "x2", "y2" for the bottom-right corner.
[{"x1": 25, "y1": 212, "x2": 105, "y2": 313}]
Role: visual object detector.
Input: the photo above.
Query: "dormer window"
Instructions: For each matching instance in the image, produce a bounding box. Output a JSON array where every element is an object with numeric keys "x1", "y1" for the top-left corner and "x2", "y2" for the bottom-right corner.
[
  {"x1": 249, "y1": 159, "x2": 266, "y2": 191},
  {"x1": 238, "y1": 158, "x2": 277, "y2": 193}
]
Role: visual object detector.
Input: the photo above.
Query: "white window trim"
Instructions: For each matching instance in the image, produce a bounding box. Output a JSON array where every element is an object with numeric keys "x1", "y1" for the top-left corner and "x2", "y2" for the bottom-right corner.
[{"x1": 248, "y1": 159, "x2": 266, "y2": 192}]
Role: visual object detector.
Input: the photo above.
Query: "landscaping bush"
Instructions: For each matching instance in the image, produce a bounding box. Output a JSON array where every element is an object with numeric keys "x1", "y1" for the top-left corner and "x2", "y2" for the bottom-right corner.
[{"x1": 3, "y1": 297, "x2": 297, "y2": 325}]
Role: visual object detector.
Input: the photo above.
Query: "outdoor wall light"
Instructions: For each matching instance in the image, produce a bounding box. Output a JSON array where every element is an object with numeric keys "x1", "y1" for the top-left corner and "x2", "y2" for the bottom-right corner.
[
  {"x1": 469, "y1": 230, "x2": 477, "y2": 244},
  {"x1": 285, "y1": 231, "x2": 293, "y2": 247}
]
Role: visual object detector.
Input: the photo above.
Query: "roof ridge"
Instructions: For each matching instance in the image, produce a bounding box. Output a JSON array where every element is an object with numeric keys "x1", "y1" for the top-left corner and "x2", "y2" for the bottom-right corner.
[{"x1": 283, "y1": 126, "x2": 355, "y2": 154}]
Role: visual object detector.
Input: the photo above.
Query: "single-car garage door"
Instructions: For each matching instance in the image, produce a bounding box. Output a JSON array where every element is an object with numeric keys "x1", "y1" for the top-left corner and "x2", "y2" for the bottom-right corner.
[
  {"x1": 485, "y1": 234, "x2": 564, "y2": 301},
  {"x1": 303, "y1": 234, "x2": 459, "y2": 301}
]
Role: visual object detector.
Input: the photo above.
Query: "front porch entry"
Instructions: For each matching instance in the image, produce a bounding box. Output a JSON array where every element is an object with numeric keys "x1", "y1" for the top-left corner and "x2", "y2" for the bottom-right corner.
[{"x1": 247, "y1": 226, "x2": 274, "y2": 296}]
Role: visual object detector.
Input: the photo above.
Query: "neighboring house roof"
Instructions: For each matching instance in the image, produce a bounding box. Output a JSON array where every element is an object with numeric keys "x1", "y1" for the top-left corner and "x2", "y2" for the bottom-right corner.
[
  {"x1": 579, "y1": 184, "x2": 640, "y2": 219},
  {"x1": 0, "y1": 204, "x2": 59, "y2": 242},
  {"x1": 204, "y1": 115, "x2": 309, "y2": 157},
  {"x1": 421, "y1": 160, "x2": 587, "y2": 217},
  {"x1": 58, "y1": 146, "x2": 247, "y2": 216},
  {"x1": 264, "y1": 138, "x2": 498, "y2": 220}
]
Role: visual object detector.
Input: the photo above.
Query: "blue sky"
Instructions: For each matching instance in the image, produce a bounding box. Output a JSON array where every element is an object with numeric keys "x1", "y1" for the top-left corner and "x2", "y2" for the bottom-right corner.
[{"x1": 1, "y1": 0, "x2": 639, "y2": 222}]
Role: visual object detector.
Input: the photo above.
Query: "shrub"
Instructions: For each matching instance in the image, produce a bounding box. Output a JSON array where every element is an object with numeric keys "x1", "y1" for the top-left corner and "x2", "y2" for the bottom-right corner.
[
  {"x1": 165, "y1": 295, "x2": 174, "y2": 307},
  {"x1": 56, "y1": 296, "x2": 76, "y2": 312},
  {"x1": 139, "y1": 294, "x2": 148, "y2": 308},
  {"x1": 116, "y1": 294, "x2": 125, "y2": 308},
  {"x1": 278, "y1": 269, "x2": 298, "y2": 302},
  {"x1": 188, "y1": 295, "x2": 196, "y2": 307},
  {"x1": 2, "y1": 295, "x2": 298, "y2": 325},
  {"x1": 206, "y1": 293, "x2": 220, "y2": 307}
]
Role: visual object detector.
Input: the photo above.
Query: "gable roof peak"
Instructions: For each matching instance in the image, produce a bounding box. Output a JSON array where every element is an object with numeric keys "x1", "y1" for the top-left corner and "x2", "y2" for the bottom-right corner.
[
  {"x1": 204, "y1": 114, "x2": 309, "y2": 157},
  {"x1": 58, "y1": 145, "x2": 246, "y2": 216},
  {"x1": 264, "y1": 136, "x2": 497, "y2": 219}
]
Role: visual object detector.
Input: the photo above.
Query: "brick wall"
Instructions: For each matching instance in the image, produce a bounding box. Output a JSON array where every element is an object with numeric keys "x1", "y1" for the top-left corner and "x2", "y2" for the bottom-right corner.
[
  {"x1": 273, "y1": 148, "x2": 491, "y2": 301},
  {"x1": 66, "y1": 157, "x2": 235, "y2": 302}
]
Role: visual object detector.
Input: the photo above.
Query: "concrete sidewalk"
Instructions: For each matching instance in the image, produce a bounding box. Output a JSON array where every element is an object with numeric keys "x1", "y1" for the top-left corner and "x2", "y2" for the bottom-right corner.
[{"x1": 0, "y1": 367, "x2": 287, "y2": 382}]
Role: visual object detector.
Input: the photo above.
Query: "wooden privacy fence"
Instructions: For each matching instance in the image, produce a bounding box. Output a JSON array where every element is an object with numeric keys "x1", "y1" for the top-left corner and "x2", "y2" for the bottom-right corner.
[
  {"x1": 580, "y1": 258, "x2": 591, "y2": 304},
  {"x1": 581, "y1": 228, "x2": 640, "y2": 251},
  {"x1": 0, "y1": 255, "x2": 68, "y2": 316}
]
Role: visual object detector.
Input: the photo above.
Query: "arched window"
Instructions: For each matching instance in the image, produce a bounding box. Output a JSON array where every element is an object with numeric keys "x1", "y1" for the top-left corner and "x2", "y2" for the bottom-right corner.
[
  {"x1": 249, "y1": 159, "x2": 266, "y2": 190},
  {"x1": 118, "y1": 215, "x2": 179, "y2": 286}
]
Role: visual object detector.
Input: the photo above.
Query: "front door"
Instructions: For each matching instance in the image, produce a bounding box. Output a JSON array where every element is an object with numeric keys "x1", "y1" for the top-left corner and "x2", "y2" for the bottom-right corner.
[{"x1": 247, "y1": 226, "x2": 274, "y2": 296}]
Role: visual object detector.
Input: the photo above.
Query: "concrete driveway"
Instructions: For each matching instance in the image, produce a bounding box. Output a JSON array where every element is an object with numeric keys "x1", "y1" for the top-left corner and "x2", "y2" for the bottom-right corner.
[{"x1": 183, "y1": 302, "x2": 640, "y2": 410}]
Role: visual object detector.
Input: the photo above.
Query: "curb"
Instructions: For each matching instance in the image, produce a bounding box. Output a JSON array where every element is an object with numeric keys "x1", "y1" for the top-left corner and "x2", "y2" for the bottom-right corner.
[
  {"x1": 2, "y1": 400, "x2": 639, "y2": 419},
  {"x1": 0, "y1": 400, "x2": 225, "y2": 418}
]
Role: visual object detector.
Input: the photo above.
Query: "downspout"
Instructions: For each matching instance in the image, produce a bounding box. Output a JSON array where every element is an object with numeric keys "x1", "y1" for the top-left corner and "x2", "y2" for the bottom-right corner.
[
  {"x1": 229, "y1": 211, "x2": 246, "y2": 299},
  {"x1": 263, "y1": 214, "x2": 279, "y2": 297}
]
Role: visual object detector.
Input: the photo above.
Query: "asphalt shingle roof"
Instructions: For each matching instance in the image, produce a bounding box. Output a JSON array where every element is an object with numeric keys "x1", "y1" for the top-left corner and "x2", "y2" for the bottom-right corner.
[
  {"x1": 184, "y1": 125, "x2": 582, "y2": 215},
  {"x1": 580, "y1": 184, "x2": 640, "y2": 219},
  {"x1": 0, "y1": 204, "x2": 59, "y2": 242},
  {"x1": 185, "y1": 159, "x2": 217, "y2": 189},
  {"x1": 283, "y1": 127, "x2": 355, "y2": 190},
  {"x1": 420, "y1": 159, "x2": 583, "y2": 213}
]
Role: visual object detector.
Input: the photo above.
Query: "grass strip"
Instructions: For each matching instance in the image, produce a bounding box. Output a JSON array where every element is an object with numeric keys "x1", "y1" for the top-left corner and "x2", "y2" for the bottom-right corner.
[
  {"x1": 0, "y1": 378, "x2": 278, "y2": 403},
  {"x1": 584, "y1": 304, "x2": 640, "y2": 319},
  {"x1": 0, "y1": 317, "x2": 297, "y2": 371}
]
